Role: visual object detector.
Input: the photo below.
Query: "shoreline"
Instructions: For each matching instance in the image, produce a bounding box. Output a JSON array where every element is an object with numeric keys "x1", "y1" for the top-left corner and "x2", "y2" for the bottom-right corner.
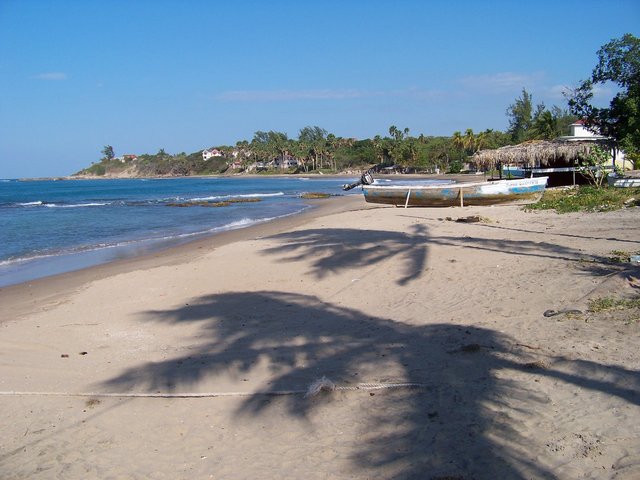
[
  {"x1": 1, "y1": 174, "x2": 481, "y2": 290},
  {"x1": 0, "y1": 195, "x2": 370, "y2": 321},
  {"x1": 8, "y1": 172, "x2": 489, "y2": 182}
]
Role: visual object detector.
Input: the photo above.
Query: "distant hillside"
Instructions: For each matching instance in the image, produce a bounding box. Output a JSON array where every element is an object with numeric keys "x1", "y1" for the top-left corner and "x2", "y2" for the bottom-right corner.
[{"x1": 73, "y1": 151, "x2": 231, "y2": 178}]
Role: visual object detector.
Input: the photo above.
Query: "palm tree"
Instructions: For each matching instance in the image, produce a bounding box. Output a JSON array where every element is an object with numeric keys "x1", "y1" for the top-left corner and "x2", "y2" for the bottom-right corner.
[
  {"x1": 372, "y1": 135, "x2": 385, "y2": 164},
  {"x1": 299, "y1": 126, "x2": 327, "y2": 171},
  {"x1": 267, "y1": 131, "x2": 289, "y2": 168},
  {"x1": 452, "y1": 131, "x2": 464, "y2": 159},
  {"x1": 463, "y1": 128, "x2": 476, "y2": 154},
  {"x1": 293, "y1": 138, "x2": 311, "y2": 172},
  {"x1": 474, "y1": 130, "x2": 488, "y2": 153},
  {"x1": 532, "y1": 110, "x2": 558, "y2": 140}
]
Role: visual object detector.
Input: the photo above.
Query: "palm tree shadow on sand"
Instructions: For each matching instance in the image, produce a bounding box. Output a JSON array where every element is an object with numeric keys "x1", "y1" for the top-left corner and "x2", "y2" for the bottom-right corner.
[
  {"x1": 100, "y1": 289, "x2": 639, "y2": 479},
  {"x1": 259, "y1": 223, "x2": 430, "y2": 286}
]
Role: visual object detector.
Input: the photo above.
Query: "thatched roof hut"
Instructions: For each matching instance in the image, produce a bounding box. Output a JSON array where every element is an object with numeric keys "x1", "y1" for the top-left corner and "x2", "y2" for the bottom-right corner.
[{"x1": 471, "y1": 140, "x2": 601, "y2": 170}]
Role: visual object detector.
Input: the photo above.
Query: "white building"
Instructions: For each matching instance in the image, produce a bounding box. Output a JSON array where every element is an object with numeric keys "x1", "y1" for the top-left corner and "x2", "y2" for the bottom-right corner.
[
  {"x1": 559, "y1": 120, "x2": 630, "y2": 170},
  {"x1": 273, "y1": 154, "x2": 299, "y2": 169},
  {"x1": 202, "y1": 148, "x2": 224, "y2": 161}
]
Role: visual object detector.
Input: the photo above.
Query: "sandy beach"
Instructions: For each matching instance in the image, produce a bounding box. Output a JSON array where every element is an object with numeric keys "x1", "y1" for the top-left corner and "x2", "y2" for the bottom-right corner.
[{"x1": 1, "y1": 195, "x2": 639, "y2": 479}]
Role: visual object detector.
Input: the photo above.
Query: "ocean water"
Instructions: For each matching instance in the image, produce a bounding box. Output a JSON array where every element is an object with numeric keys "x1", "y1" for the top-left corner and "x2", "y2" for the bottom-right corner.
[{"x1": 0, "y1": 176, "x2": 356, "y2": 287}]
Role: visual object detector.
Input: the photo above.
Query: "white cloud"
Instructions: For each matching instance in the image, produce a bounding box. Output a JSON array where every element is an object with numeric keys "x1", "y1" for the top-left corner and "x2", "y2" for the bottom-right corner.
[
  {"x1": 33, "y1": 72, "x2": 68, "y2": 81},
  {"x1": 549, "y1": 82, "x2": 617, "y2": 104},
  {"x1": 545, "y1": 84, "x2": 572, "y2": 100},
  {"x1": 215, "y1": 88, "x2": 368, "y2": 102},
  {"x1": 398, "y1": 87, "x2": 448, "y2": 100},
  {"x1": 214, "y1": 87, "x2": 453, "y2": 103},
  {"x1": 591, "y1": 82, "x2": 617, "y2": 99},
  {"x1": 458, "y1": 72, "x2": 545, "y2": 93}
]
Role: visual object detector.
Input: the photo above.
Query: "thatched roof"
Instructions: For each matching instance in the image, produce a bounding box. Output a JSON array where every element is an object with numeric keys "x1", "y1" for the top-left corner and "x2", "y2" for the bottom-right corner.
[{"x1": 472, "y1": 140, "x2": 601, "y2": 168}]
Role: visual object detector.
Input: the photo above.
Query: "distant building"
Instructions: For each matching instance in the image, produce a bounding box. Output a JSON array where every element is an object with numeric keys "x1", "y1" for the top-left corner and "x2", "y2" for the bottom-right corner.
[
  {"x1": 559, "y1": 120, "x2": 629, "y2": 170},
  {"x1": 114, "y1": 154, "x2": 138, "y2": 163},
  {"x1": 231, "y1": 149, "x2": 252, "y2": 159},
  {"x1": 273, "y1": 154, "x2": 299, "y2": 169},
  {"x1": 202, "y1": 148, "x2": 224, "y2": 161},
  {"x1": 246, "y1": 161, "x2": 268, "y2": 172}
]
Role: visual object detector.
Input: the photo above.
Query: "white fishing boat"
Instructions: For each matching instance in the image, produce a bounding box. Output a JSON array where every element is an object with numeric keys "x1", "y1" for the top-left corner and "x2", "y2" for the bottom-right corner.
[{"x1": 348, "y1": 176, "x2": 549, "y2": 207}]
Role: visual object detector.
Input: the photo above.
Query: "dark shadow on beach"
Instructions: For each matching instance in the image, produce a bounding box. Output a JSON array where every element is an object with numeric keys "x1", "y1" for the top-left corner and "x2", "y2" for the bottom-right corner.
[
  {"x1": 101, "y1": 290, "x2": 639, "y2": 479},
  {"x1": 261, "y1": 223, "x2": 629, "y2": 281},
  {"x1": 261, "y1": 224, "x2": 429, "y2": 285},
  {"x1": 98, "y1": 223, "x2": 640, "y2": 478},
  {"x1": 471, "y1": 220, "x2": 640, "y2": 245}
]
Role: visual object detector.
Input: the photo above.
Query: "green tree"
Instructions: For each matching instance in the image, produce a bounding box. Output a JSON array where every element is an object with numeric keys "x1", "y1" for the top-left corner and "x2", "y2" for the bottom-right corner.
[
  {"x1": 463, "y1": 128, "x2": 476, "y2": 153},
  {"x1": 578, "y1": 145, "x2": 611, "y2": 188},
  {"x1": 101, "y1": 145, "x2": 115, "y2": 161},
  {"x1": 531, "y1": 108, "x2": 557, "y2": 140},
  {"x1": 251, "y1": 131, "x2": 274, "y2": 163},
  {"x1": 568, "y1": 33, "x2": 640, "y2": 157},
  {"x1": 451, "y1": 131, "x2": 464, "y2": 159},
  {"x1": 387, "y1": 125, "x2": 410, "y2": 164},
  {"x1": 267, "y1": 131, "x2": 289, "y2": 165},
  {"x1": 552, "y1": 106, "x2": 579, "y2": 137},
  {"x1": 299, "y1": 126, "x2": 327, "y2": 170},
  {"x1": 506, "y1": 88, "x2": 533, "y2": 142}
]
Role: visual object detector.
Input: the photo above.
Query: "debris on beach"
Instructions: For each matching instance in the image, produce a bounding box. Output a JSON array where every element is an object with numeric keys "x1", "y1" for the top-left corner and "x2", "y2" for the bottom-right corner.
[
  {"x1": 304, "y1": 376, "x2": 336, "y2": 398},
  {"x1": 85, "y1": 398, "x2": 101, "y2": 408},
  {"x1": 522, "y1": 360, "x2": 548, "y2": 369},
  {"x1": 452, "y1": 215, "x2": 492, "y2": 224},
  {"x1": 543, "y1": 309, "x2": 583, "y2": 317}
]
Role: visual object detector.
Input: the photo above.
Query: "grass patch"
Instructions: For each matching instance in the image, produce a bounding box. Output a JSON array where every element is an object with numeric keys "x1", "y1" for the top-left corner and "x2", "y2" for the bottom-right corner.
[
  {"x1": 588, "y1": 296, "x2": 640, "y2": 313},
  {"x1": 526, "y1": 185, "x2": 640, "y2": 213},
  {"x1": 608, "y1": 250, "x2": 640, "y2": 263}
]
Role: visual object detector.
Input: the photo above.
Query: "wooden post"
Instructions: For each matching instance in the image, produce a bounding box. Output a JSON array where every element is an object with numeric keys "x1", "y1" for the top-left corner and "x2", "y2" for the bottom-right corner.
[
  {"x1": 404, "y1": 189, "x2": 412, "y2": 208},
  {"x1": 459, "y1": 188, "x2": 464, "y2": 207}
]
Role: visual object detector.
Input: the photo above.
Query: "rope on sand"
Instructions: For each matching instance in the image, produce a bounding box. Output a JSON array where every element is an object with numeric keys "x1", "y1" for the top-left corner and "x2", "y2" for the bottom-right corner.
[{"x1": 0, "y1": 378, "x2": 428, "y2": 399}]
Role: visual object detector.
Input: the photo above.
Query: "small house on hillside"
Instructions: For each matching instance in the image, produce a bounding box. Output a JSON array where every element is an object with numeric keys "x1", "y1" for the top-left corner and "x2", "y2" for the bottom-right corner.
[
  {"x1": 227, "y1": 160, "x2": 244, "y2": 170},
  {"x1": 114, "y1": 154, "x2": 138, "y2": 163},
  {"x1": 202, "y1": 148, "x2": 225, "y2": 161}
]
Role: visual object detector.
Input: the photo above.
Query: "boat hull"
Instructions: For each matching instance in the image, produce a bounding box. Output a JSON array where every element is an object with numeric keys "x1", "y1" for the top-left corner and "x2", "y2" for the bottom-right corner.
[
  {"x1": 608, "y1": 176, "x2": 640, "y2": 188},
  {"x1": 363, "y1": 177, "x2": 548, "y2": 207}
]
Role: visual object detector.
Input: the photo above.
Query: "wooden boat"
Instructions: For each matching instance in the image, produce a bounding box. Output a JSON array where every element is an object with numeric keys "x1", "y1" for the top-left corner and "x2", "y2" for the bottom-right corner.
[
  {"x1": 607, "y1": 174, "x2": 640, "y2": 188},
  {"x1": 361, "y1": 177, "x2": 548, "y2": 207}
]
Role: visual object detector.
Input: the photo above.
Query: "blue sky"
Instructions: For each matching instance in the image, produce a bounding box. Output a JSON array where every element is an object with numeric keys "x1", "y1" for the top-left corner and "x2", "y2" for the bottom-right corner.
[{"x1": 1, "y1": 0, "x2": 638, "y2": 178}]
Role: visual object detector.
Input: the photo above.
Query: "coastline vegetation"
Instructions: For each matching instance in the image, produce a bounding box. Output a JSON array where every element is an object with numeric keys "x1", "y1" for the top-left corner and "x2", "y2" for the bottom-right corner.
[
  {"x1": 526, "y1": 186, "x2": 640, "y2": 213},
  {"x1": 588, "y1": 296, "x2": 640, "y2": 313},
  {"x1": 75, "y1": 91, "x2": 580, "y2": 178},
  {"x1": 608, "y1": 250, "x2": 640, "y2": 263}
]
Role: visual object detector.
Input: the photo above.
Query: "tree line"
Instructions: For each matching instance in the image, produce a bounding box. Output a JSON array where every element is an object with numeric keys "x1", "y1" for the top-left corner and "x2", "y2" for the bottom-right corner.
[
  {"x1": 78, "y1": 34, "x2": 638, "y2": 177},
  {"x1": 80, "y1": 97, "x2": 577, "y2": 177}
]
